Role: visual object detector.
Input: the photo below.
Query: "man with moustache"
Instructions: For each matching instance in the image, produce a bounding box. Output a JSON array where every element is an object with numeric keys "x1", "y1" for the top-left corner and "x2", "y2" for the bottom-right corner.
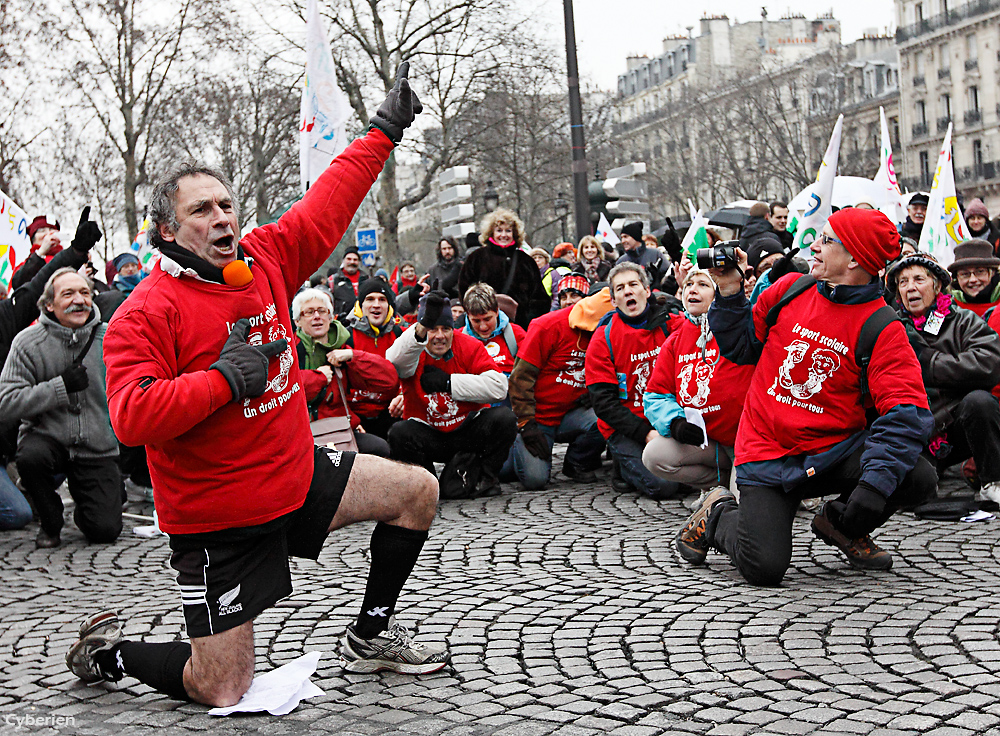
[{"x1": 0, "y1": 268, "x2": 122, "y2": 548}]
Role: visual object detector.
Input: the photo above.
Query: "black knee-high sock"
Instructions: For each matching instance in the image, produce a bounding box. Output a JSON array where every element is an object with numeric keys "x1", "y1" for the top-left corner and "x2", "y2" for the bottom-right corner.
[
  {"x1": 355, "y1": 522, "x2": 428, "y2": 638},
  {"x1": 95, "y1": 640, "x2": 191, "y2": 701}
]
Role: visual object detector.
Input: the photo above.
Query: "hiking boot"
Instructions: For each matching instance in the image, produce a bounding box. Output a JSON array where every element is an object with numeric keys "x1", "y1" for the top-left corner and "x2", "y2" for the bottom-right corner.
[
  {"x1": 66, "y1": 611, "x2": 125, "y2": 683},
  {"x1": 36, "y1": 530, "x2": 61, "y2": 549},
  {"x1": 341, "y1": 617, "x2": 449, "y2": 674},
  {"x1": 675, "y1": 487, "x2": 735, "y2": 565},
  {"x1": 810, "y1": 506, "x2": 893, "y2": 571},
  {"x1": 562, "y1": 462, "x2": 597, "y2": 483}
]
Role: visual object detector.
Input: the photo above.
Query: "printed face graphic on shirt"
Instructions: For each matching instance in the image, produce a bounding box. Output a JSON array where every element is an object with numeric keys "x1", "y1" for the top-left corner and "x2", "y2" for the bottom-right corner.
[
  {"x1": 775, "y1": 339, "x2": 842, "y2": 401},
  {"x1": 678, "y1": 361, "x2": 715, "y2": 408},
  {"x1": 247, "y1": 323, "x2": 294, "y2": 395},
  {"x1": 557, "y1": 354, "x2": 586, "y2": 388},
  {"x1": 427, "y1": 391, "x2": 460, "y2": 421},
  {"x1": 632, "y1": 360, "x2": 652, "y2": 403}
]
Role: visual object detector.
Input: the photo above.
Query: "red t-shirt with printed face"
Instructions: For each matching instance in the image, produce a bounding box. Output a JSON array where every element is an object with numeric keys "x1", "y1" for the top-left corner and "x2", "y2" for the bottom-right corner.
[
  {"x1": 585, "y1": 314, "x2": 671, "y2": 439},
  {"x1": 400, "y1": 330, "x2": 498, "y2": 432},
  {"x1": 475, "y1": 324, "x2": 526, "y2": 375},
  {"x1": 349, "y1": 327, "x2": 398, "y2": 417},
  {"x1": 647, "y1": 319, "x2": 754, "y2": 447},
  {"x1": 517, "y1": 308, "x2": 592, "y2": 426}
]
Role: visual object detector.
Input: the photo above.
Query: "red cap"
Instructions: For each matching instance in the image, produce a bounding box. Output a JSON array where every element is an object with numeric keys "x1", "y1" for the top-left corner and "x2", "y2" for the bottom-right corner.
[
  {"x1": 27, "y1": 215, "x2": 59, "y2": 241},
  {"x1": 557, "y1": 273, "x2": 589, "y2": 296},
  {"x1": 827, "y1": 208, "x2": 900, "y2": 277}
]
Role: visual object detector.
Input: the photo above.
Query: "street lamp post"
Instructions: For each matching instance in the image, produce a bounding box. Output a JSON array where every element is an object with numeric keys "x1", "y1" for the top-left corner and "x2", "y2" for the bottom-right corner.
[
  {"x1": 554, "y1": 192, "x2": 570, "y2": 243},
  {"x1": 562, "y1": 0, "x2": 590, "y2": 241},
  {"x1": 483, "y1": 180, "x2": 499, "y2": 213}
]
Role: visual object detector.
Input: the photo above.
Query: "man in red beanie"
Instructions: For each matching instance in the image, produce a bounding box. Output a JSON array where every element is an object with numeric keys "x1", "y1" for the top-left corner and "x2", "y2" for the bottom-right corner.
[{"x1": 676, "y1": 208, "x2": 937, "y2": 585}]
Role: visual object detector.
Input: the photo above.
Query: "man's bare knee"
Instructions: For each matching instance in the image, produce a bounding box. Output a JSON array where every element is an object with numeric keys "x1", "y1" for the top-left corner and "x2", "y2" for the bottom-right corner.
[
  {"x1": 183, "y1": 621, "x2": 255, "y2": 707},
  {"x1": 332, "y1": 456, "x2": 438, "y2": 531}
]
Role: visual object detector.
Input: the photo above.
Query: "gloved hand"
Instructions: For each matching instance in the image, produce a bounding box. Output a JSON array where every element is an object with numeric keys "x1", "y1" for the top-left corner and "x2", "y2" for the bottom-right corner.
[
  {"x1": 61, "y1": 364, "x2": 89, "y2": 394},
  {"x1": 369, "y1": 62, "x2": 423, "y2": 144},
  {"x1": 71, "y1": 206, "x2": 102, "y2": 254},
  {"x1": 766, "y1": 250, "x2": 797, "y2": 281},
  {"x1": 519, "y1": 419, "x2": 551, "y2": 460},
  {"x1": 670, "y1": 417, "x2": 705, "y2": 446},
  {"x1": 828, "y1": 482, "x2": 887, "y2": 539},
  {"x1": 211, "y1": 318, "x2": 288, "y2": 401},
  {"x1": 659, "y1": 216, "x2": 682, "y2": 263},
  {"x1": 420, "y1": 365, "x2": 451, "y2": 394},
  {"x1": 418, "y1": 290, "x2": 449, "y2": 328}
]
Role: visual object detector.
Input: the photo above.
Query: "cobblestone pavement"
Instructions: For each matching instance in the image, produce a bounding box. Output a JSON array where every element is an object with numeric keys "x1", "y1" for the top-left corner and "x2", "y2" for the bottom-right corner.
[{"x1": 2, "y1": 456, "x2": 999, "y2": 736}]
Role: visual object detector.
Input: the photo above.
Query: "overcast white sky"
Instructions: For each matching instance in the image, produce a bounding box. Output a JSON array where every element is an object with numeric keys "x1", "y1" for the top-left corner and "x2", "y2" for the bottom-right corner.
[{"x1": 533, "y1": 0, "x2": 898, "y2": 90}]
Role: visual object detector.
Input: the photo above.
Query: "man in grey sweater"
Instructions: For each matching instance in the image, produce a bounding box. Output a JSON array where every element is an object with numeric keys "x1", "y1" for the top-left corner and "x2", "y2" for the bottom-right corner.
[{"x1": 0, "y1": 267, "x2": 123, "y2": 548}]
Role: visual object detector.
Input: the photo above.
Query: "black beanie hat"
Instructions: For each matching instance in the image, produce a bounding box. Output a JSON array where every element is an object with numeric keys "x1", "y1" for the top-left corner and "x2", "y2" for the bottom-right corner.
[
  {"x1": 621, "y1": 221, "x2": 643, "y2": 242},
  {"x1": 746, "y1": 234, "x2": 785, "y2": 270},
  {"x1": 358, "y1": 276, "x2": 396, "y2": 309}
]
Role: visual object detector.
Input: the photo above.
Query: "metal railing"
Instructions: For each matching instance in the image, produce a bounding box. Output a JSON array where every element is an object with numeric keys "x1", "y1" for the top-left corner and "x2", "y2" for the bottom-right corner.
[
  {"x1": 937, "y1": 116, "x2": 952, "y2": 132},
  {"x1": 912, "y1": 122, "x2": 929, "y2": 137},
  {"x1": 913, "y1": 75, "x2": 925, "y2": 87},
  {"x1": 955, "y1": 161, "x2": 998, "y2": 183},
  {"x1": 938, "y1": 67, "x2": 951, "y2": 79},
  {"x1": 965, "y1": 108, "x2": 982, "y2": 125},
  {"x1": 965, "y1": 59, "x2": 979, "y2": 71},
  {"x1": 896, "y1": 0, "x2": 1000, "y2": 42}
]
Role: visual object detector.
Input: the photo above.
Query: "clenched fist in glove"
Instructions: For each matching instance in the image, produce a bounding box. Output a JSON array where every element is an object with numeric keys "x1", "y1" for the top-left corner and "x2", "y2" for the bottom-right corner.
[
  {"x1": 420, "y1": 365, "x2": 451, "y2": 394},
  {"x1": 670, "y1": 417, "x2": 705, "y2": 446},
  {"x1": 828, "y1": 482, "x2": 887, "y2": 539},
  {"x1": 211, "y1": 318, "x2": 288, "y2": 401},
  {"x1": 519, "y1": 420, "x2": 551, "y2": 461},
  {"x1": 369, "y1": 62, "x2": 423, "y2": 144},
  {"x1": 61, "y1": 364, "x2": 89, "y2": 394},
  {"x1": 71, "y1": 206, "x2": 103, "y2": 255},
  {"x1": 418, "y1": 290, "x2": 449, "y2": 328}
]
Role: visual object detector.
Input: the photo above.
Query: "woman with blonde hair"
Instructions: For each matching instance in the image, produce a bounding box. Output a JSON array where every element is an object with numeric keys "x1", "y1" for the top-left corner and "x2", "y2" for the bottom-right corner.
[
  {"x1": 573, "y1": 235, "x2": 611, "y2": 284},
  {"x1": 458, "y1": 207, "x2": 549, "y2": 328}
]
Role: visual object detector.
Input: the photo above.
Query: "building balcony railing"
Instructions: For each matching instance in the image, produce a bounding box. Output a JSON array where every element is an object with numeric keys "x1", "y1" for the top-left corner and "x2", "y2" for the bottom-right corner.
[
  {"x1": 965, "y1": 108, "x2": 982, "y2": 125},
  {"x1": 938, "y1": 67, "x2": 951, "y2": 79},
  {"x1": 912, "y1": 122, "x2": 929, "y2": 137},
  {"x1": 937, "y1": 116, "x2": 952, "y2": 132},
  {"x1": 913, "y1": 74, "x2": 926, "y2": 87},
  {"x1": 965, "y1": 58, "x2": 979, "y2": 71},
  {"x1": 955, "y1": 161, "x2": 998, "y2": 183},
  {"x1": 896, "y1": 0, "x2": 1000, "y2": 43}
]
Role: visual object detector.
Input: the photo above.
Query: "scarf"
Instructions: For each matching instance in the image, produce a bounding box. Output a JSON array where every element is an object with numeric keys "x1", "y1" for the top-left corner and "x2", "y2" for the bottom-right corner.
[
  {"x1": 581, "y1": 256, "x2": 603, "y2": 283},
  {"x1": 350, "y1": 303, "x2": 399, "y2": 337},
  {"x1": 296, "y1": 323, "x2": 351, "y2": 369},
  {"x1": 912, "y1": 292, "x2": 952, "y2": 331}
]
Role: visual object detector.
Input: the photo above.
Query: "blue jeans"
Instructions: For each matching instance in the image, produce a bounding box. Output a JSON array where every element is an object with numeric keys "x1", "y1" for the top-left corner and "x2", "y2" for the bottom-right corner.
[
  {"x1": 608, "y1": 432, "x2": 681, "y2": 499},
  {"x1": 0, "y1": 466, "x2": 32, "y2": 531},
  {"x1": 502, "y1": 408, "x2": 606, "y2": 490}
]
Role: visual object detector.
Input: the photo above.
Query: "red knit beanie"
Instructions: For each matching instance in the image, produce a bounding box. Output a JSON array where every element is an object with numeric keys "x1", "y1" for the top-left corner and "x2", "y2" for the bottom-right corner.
[{"x1": 828, "y1": 208, "x2": 901, "y2": 276}]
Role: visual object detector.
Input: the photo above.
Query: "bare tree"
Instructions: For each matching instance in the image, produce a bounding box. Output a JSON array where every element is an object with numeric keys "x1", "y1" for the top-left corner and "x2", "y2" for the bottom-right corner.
[{"x1": 59, "y1": 0, "x2": 235, "y2": 241}]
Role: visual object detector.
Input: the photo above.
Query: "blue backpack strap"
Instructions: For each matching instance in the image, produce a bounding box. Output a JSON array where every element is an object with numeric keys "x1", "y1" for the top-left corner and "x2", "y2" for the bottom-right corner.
[{"x1": 604, "y1": 316, "x2": 615, "y2": 365}]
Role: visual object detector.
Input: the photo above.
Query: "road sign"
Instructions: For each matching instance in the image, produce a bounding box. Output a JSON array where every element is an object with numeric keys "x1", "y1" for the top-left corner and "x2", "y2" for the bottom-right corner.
[
  {"x1": 441, "y1": 203, "x2": 475, "y2": 224},
  {"x1": 356, "y1": 227, "x2": 378, "y2": 266},
  {"x1": 606, "y1": 162, "x2": 647, "y2": 179},
  {"x1": 606, "y1": 200, "x2": 651, "y2": 216},
  {"x1": 442, "y1": 222, "x2": 476, "y2": 238},
  {"x1": 438, "y1": 166, "x2": 470, "y2": 187},
  {"x1": 439, "y1": 185, "x2": 473, "y2": 206},
  {"x1": 603, "y1": 179, "x2": 648, "y2": 199}
]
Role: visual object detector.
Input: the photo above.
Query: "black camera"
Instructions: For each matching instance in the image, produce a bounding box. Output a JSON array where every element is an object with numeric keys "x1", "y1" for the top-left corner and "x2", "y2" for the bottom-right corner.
[{"x1": 696, "y1": 241, "x2": 739, "y2": 270}]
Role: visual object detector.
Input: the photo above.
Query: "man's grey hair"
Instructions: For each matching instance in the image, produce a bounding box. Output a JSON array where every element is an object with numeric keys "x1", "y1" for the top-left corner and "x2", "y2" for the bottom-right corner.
[
  {"x1": 608, "y1": 261, "x2": 650, "y2": 290},
  {"x1": 37, "y1": 267, "x2": 93, "y2": 311},
  {"x1": 148, "y1": 162, "x2": 238, "y2": 248},
  {"x1": 292, "y1": 288, "x2": 334, "y2": 321}
]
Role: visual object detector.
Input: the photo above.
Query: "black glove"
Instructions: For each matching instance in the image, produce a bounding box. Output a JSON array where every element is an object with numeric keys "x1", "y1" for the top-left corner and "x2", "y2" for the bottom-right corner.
[
  {"x1": 670, "y1": 417, "x2": 705, "y2": 446},
  {"x1": 659, "y1": 216, "x2": 682, "y2": 263},
  {"x1": 420, "y1": 365, "x2": 451, "y2": 394},
  {"x1": 766, "y1": 250, "x2": 797, "y2": 281},
  {"x1": 61, "y1": 364, "x2": 89, "y2": 394},
  {"x1": 407, "y1": 284, "x2": 423, "y2": 305},
  {"x1": 419, "y1": 290, "x2": 449, "y2": 328},
  {"x1": 519, "y1": 419, "x2": 551, "y2": 460},
  {"x1": 828, "y1": 483, "x2": 887, "y2": 539},
  {"x1": 211, "y1": 318, "x2": 288, "y2": 402},
  {"x1": 71, "y1": 206, "x2": 102, "y2": 254},
  {"x1": 369, "y1": 62, "x2": 423, "y2": 144}
]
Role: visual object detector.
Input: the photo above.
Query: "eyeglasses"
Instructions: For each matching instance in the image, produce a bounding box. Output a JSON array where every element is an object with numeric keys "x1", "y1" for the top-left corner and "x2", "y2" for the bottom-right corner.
[
  {"x1": 956, "y1": 268, "x2": 993, "y2": 281},
  {"x1": 300, "y1": 308, "x2": 331, "y2": 318},
  {"x1": 818, "y1": 233, "x2": 843, "y2": 247}
]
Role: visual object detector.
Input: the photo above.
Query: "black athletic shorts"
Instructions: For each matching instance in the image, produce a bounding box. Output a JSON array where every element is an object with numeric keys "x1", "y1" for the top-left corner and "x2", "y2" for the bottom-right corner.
[{"x1": 168, "y1": 446, "x2": 355, "y2": 638}]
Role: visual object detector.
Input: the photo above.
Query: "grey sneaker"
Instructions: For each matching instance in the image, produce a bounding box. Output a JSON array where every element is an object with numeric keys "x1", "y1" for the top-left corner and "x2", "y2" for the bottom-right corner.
[
  {"x1": 341, "y1": 617, "x2": 449, "y2": 674},
  {"x1": 675, "y1": 487, "x2": 735, "y2": 565},
  {"x1": 67, "y1": 611, "x2": 125, "y2": 683}
]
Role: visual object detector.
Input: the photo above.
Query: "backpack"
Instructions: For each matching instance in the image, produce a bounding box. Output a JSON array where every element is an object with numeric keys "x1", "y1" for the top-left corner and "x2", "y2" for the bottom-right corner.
[
  {"x1": 501, "y1": 322, "x2": 518, "y2": 360},
  {"x1": 763, "y1": 274, "x2": 899, "y2": 400}
]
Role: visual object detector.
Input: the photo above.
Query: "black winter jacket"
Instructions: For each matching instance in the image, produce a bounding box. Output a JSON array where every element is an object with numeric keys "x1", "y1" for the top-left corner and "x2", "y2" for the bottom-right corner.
[{"x1": 458, "y1": 243, "x2": 549, "y2": 329}]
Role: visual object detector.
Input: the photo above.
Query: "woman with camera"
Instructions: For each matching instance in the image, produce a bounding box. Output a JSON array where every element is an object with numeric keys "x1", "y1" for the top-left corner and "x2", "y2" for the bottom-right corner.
[{"x1": 642, "y1": 268, "x2": 754, "y2": 495}]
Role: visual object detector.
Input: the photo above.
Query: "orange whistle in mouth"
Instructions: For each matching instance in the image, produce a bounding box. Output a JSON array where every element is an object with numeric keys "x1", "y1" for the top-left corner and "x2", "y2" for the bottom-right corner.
[{"x1": 223, "y1": 260, "x2": 253, "y2": 287}]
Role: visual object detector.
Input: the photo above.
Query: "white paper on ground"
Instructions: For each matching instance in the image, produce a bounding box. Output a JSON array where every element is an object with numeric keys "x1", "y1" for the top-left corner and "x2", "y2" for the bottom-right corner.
[
  {"x1": 961, "y1": 509, "x2": 995, "y2": 522},
  {"x1": 133, "y1": 510, "x2": 166, "y2": 538},
  {"x1": 683, "y1": 407, "x2": 709, "y2": 450},
  {"x1": 208, "y1": 651, "x2": 323, "y2": 716}
]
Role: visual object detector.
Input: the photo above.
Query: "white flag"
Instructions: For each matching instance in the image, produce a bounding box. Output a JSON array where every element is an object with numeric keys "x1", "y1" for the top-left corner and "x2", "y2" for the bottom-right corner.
[
  {"x1": 595, "y1": 212, "x2": 620, "y2": 246},
  {"x1": 793, "y1": 114, "x2": 843, "y2": 253},
  {"x1": 873, "y1": 107, "x2": 902, "y2": 224},
  {"x1": 299, "y1": 0, "x2": 350, "y2": 194},
  {"x1": 918, "y1": 124, "x2": 970, "y2": 268},
  {"x1": 0, "y1": 189, "x2": 31, "y2": 290}
]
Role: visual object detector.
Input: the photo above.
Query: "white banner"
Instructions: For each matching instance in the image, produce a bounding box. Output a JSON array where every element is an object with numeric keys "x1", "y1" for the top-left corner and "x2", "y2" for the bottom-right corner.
[
  {"x1": 793, "y1": 114, "x2": 843, "y2": 253},
  {"x1": 595, "y1": 212, "x2": 620, "y2": 246},
  {"x1": 0, "y1": 189, "x2": 31, "y2": 290},
  {"x1": 918, "y1": 124, "x2": 970, "y2": 268},
  {"x1": 299, "y1": 0, "x2": 351, "y2": 193},
  {"x1": 873, "y1": 107, "x2": 902, "y2": 224}
]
